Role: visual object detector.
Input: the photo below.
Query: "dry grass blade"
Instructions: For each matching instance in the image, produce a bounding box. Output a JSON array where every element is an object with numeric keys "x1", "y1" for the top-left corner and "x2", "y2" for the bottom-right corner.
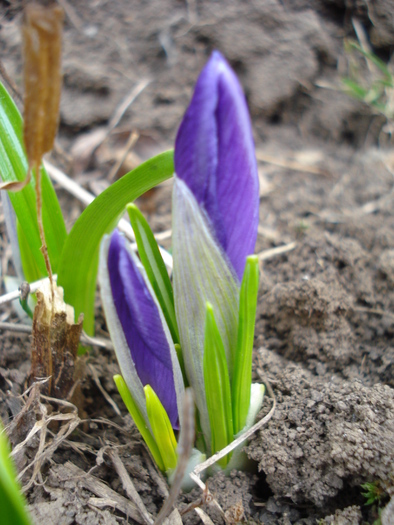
[
  {"x1": 23, "y1": 3, "x2": 64, "y2": 284},
  {"x1": 108, "y1": 130, "x2": 139, "y2": 181},
  {"x1": 23, "y1": 4, "x2": 63, "y2": 169},
  {"x1": 88, "y1": 364, "x2": 120, "y2": 415},
  {"x1": 154, "y1": 389, "x2": 195, "y2": 525},
  {"x1": 59, "y1": 461, "x2": 144, "y2": 523},
  {"x1": 108, "y1": 79, "x2": 151, "y2": 134},
  {"x1": 6, "y1": 386, "x2": 81, "y2": 492},
  {"x1": 162, "y1": 509, "x2": 183, "y2": 525},
  {"x1": 256, "y1": 151, "x2": 331, "y2": 178},
  {"x1": 353, "y1": 306, "x2": 394, "y2": 323},
  {"x1": 109, "y1": 450, "x2": 154, "y2": 525},
  {"x1": 257, "y1": 241, "x2": 297, "y2": 261},
  {"x1": 194, "y1": 508, "x2": 215, "y2": 525},
  {"x1": 0, "y1": 322, "x2": 114, "y2": 350},
  {"x1": 0, "y1": 276, "x2": 56, "y2": 306}
]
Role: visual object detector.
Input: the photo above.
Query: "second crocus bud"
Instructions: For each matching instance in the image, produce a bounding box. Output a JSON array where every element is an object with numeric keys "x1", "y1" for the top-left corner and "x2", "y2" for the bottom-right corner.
[{"x1": 99, "y1": 230, "x2": 184, "y2": 434}]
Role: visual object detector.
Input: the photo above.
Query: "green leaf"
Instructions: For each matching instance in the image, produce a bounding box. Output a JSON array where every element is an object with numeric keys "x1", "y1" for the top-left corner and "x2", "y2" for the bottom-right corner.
[
  {"x1": 348, "y1": 41, "x2": 393, "y2": 82},
  {"x1": 144, "y1": 384, "x2": 178, "y2": 472},
  {"x1": 17, "y1": 220, "x2": 42, "y2": 283},
  {"x1": 0, "y1": 81, "x2": 67, "y2": 278},
  {"x1": 203, "y1": 302, "x2": 233, "y2": 467},
  {"x1": 0, "y1": 424, "x2": 33, "y2": 525},
  {"x1": 341, "y1": 78, "x2": 368, "y2": 100},
  {"x1": 232, "y1": 255, "x2": 259, "y2": 434},
  {"x1": 127, "y1": 203, "x2": 179, "y2": 343},
  {"x1": 58, "y1": 150, "x2": 174, "y2": 335},
  {"x1": 114, "y1": 375, "x2": 165, "y2": 472}
]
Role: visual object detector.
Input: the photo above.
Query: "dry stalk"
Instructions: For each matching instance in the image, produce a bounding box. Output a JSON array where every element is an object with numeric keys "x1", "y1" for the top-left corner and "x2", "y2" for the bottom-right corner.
[
  {"x1": 257, "y1": 241, "x2": 297, "y2": 262},
  {"x1": 107, "y1": 130, "x2": 139, "y2": 181},
  {"x1": 30, "y1": 279, "x2": 83, "y2": 397},
  {"x1": 194, "y1": 508, "x2": 216, "y2": 525},
  {"x1": 60, "y1": 461, "x2": 143, "y2": 523},
  {"x1": 7, "y1": 383, "x2": 81, "y2": 492},
  {"x1": 22, "y1": 3, "x2": 64, "y2": 291},
  {"x1": 109, "y1": 450, "x2": 154, "y2": 525}
]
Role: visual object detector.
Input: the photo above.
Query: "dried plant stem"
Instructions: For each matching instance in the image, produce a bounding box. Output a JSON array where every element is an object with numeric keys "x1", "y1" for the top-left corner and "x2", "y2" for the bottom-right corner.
[
  {"x1": 257, "y1": 241, "x2": 297, "y2": 261},
  {"x1": 0, "y1": 276, "x2": 56, "y2": 305},
  {"x1": 34, "y1": 160, "x2": 55, "y2": 392},
  {"x1": 109, "y1": 450, "x2": 154, "y2": 525},
  {"x1": 34, "y1": 162, "x2": 54, "y2": 288},
  {"x1": 108, "y1": 130, "x2": 139, "y2": 181}
]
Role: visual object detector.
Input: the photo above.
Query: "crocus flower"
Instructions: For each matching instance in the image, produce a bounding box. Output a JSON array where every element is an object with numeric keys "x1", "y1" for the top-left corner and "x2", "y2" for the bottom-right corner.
[
  {"x1": 172, "y1": 51, "x2": 259, "y2": 447},
  {"x1": 98, "y1": 51, "x2": 261, "y2": 476},
  {"x1": 99, "y1": 229, "x2": 184, "y2": 430},
  {"x1": 174, "y1": 51, "x2": 259, "y2": 281}
]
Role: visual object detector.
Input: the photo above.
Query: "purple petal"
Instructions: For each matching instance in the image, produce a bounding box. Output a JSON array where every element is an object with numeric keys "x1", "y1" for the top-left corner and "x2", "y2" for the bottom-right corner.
[
  {"x1": 108, "y1": 230, "x2": 178, "y2": 428},
  {"x1": 174, "y1": 51, "x2": 259, "y2": 281}
]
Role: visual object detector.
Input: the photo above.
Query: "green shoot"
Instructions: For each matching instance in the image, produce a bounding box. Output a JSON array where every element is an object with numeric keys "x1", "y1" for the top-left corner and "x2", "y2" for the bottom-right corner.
[
  {"x1": 127, "y1": 203, "x2": 179, "y2": 343},
  {"x1": 361, "y1": 481, "x2": 388, "y2": 506},
  {"x1": 144, "y1": 385, "x2": 178, "y2": 472},
  {"x1": 0, "y1": 81, "x2": 67, "y2": 280},
  {"x1": 0, "y1": 424, "x2": 33, "y2": 525},
  {"x1": 343, "y1": 40, "x2": 393, "y2": 122},
  {"x1": 232, "y1": 255, "x2": 259, "y2": 434},
  {"x1": 114, "y1": 374, "x2": 165, "y2": 472},
  {"x1": 203, "y1": 302, "x2": 233, "y2": 467}
]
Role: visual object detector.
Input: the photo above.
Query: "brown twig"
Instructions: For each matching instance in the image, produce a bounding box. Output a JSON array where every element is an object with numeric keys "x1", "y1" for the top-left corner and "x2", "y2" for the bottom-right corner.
[
  {"x1": 109, "y1": 450, "x2": 154, "y2": 525},
  {"x1": 107, "y1": 130, "x2": 139, "y2": 181},
  {"x1": 88, "y1": 364, "x2": 120, "y2": 415}
]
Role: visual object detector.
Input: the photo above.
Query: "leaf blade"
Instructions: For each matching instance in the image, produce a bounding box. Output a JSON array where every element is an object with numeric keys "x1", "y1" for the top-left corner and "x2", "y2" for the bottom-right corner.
[
  {"x1": 114, "y1": 374, "x2": 165, "y2": 472},
  {"x1": 127, "y1": 203, "x2": 179, "y2": 343},
  {"x1": 232, "y1": 255, "x2": 259, "y2": 434},
  {"x1": 0, "y1": 426, "x2": 33, "y2": 525},
  {"x1": 58, "y1": 150, "x2": 174, "y2": 334},
  {"x1": 0, "y1": 81, "x2": 67, "y2": 277},
  {"x1": 203, "y1": 302, "x2": 233, "y2": 468},
  {"x1": 144, "y1": 384, "x2": 178, "y2": 472}
]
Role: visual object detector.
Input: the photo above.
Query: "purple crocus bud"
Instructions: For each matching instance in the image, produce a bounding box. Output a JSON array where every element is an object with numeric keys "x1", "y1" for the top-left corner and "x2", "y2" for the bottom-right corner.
[
  {"x1": 172, "y1": 52, "x2": 258, "y2": 446},
  {"x1": 99, "y1": 230, "x2": 184, "y2": 429},
  {"x1": 174, "y1": 50, "x2": 259, "y2": 281}
]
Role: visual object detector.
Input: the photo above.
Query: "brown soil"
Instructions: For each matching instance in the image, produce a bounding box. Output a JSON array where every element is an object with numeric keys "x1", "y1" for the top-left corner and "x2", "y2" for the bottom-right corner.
[{"x1": 1, "y1": 1, "x2": 394, "y2": 524}]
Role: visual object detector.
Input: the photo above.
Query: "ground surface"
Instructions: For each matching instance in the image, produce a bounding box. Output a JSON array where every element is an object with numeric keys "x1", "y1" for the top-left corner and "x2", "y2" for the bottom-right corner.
[{"x1": 0, "y1": 0, "x2": 393, "y2": 524}]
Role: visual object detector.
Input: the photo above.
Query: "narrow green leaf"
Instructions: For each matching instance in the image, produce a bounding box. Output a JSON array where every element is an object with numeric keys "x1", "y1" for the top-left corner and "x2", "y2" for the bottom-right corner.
[
  {"x1": 17, "y1": 220, "x2": 42, "y2": 283},
  {"x1": 0, "y1": 81, "x2": 67, "y2": 278},
  {"x1": 203, "y1": 302, "x2": 233, "y2": 468},
  {"x1": 114, "y1": 374, "x2": 165, "y2": 472},
  {"x1": 342, "y1": 78, "x2": 368, "y2": 100},
  {"x1": 58, "y1": 150, "x2": 174, "y2": 335},
  {"x1": 144, "y1": 384, "x2": 178, "y2": 472},
  {"x1": 127, "y1": 203, "x2": 179, "y2": 343},
  {"x1": 232, "y1": 255, "x2": 259, "y2": 434},
  {"x1": 348, "y1": 41, "x2": 393, "y2": 82},
  {"x1": 0, "y1": 424, "x2": 33, "y2": 525}
]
